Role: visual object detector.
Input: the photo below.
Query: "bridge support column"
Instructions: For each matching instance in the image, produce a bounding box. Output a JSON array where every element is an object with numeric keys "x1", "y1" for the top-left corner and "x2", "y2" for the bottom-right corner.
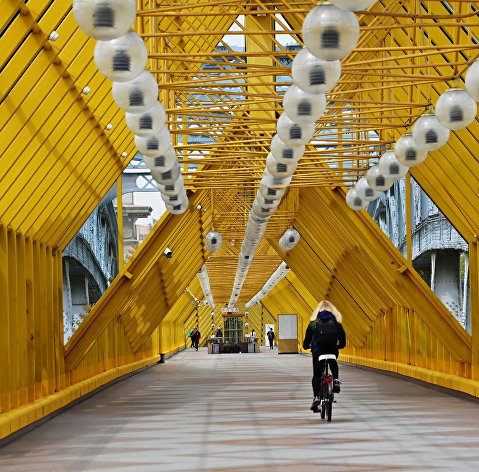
[{"x1": 430, "y1": 249, "x2": 463, "y2": 325}]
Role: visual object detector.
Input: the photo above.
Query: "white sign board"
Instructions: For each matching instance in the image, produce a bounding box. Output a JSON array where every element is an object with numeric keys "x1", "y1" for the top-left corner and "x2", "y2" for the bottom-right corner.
[{"x1": 278, "y1": 314, "x2": 297, "y2": 339}]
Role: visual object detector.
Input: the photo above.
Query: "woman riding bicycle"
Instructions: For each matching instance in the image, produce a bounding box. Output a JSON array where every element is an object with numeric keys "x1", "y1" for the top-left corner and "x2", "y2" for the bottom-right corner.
[{"x1": 302, "y1": 300, "x2": 346, "y2": 412}]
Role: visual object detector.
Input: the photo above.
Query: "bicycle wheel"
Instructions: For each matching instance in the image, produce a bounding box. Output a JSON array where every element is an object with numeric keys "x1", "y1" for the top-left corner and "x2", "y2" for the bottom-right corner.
[
  {"x1": 326, "y1": 396, "x2": 333, "y2": 422},
  {"x1": 320, "y1": 398, "x2": 326, "y2": 419}
]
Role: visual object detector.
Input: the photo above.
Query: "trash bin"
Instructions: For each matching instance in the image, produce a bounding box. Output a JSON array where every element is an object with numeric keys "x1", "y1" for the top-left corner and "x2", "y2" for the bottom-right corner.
[
  {"x1": 247, "y1": 342, "x2": 255, "y2": 353},
  {"x1": 213, "y1": 343, "x2": 219, "y2": 354}
]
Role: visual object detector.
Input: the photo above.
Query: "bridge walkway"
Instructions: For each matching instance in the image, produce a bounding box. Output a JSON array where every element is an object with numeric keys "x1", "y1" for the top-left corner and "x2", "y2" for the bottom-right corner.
[{"x1": 1, "y1": 347, "x2": 479, "y2": 471}]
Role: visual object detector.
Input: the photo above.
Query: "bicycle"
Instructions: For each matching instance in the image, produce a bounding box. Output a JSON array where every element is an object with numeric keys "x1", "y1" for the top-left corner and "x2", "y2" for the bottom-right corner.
[{"x1": 318, "y1": 354, "x2": 336, "y2": 422}]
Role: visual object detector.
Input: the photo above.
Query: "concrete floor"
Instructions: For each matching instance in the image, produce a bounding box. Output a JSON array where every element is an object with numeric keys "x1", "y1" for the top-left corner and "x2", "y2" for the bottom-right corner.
[{"x1": 1, "y1": 347, "x2": 479, "y2": 471}]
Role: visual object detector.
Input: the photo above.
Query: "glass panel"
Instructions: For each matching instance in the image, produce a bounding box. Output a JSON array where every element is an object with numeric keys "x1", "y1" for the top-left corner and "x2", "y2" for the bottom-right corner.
[{"x1": 224, "y1": 317, "x2": 244, "y2": 342}]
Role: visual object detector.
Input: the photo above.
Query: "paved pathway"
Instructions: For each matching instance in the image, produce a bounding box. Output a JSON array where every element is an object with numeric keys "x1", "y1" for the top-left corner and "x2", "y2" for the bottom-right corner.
[{"x1": 1, "y1": 347, "x2": 479, "y2": 471}]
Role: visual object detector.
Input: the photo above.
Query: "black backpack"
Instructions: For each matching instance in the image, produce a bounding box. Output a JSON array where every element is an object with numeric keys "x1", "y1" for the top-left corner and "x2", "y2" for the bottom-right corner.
[{"x1": 314, "y1": 318, "x2": 338, "y2": 349}]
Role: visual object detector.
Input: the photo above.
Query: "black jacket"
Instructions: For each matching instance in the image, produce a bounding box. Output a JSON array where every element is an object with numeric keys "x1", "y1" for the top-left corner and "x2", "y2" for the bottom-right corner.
[{"x1": 302, "y1": 310, "x2": 346, "y2": 357}]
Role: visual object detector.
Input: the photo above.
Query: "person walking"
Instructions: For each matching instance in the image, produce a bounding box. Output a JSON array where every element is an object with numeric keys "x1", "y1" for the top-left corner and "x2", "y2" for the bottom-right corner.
[
  {"x1": 302, "y1": 300, "x2": 346, "y2": 412},
  {"x1": 267, "y1": 327, "x2": 275, "y2": 349},
  {"x1": 191, "y1": 327, "x2": 201, "y2": 351}
]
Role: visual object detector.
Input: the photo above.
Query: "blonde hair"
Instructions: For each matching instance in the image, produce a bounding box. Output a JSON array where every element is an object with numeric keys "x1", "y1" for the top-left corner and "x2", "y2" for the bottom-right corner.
[{"x1": 310, "y1": 300, "x2": 343, "y2": 323}]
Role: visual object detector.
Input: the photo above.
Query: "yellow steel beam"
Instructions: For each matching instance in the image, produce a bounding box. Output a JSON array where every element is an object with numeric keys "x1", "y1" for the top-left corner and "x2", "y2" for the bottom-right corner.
[
  {"x1": 64, "y1": 190, "x2": 210, "y2": 369},
  {"x1": 270, "y1": 186, "x2": 471, "y2": 362}
]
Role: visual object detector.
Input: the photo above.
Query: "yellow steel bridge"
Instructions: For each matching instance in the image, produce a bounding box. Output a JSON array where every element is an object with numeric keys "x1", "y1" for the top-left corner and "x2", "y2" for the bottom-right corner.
[{"x1": 1, "y1": 0, "x2": 479, "y2": 440}]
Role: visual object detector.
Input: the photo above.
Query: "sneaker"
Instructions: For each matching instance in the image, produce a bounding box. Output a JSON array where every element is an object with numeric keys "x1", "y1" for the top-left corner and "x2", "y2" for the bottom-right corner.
[
  {"x1": 310, "y1": 396, "x2": 320, "y2": 412},
  {"x1": 333, "y1": 379, "x2": 341, "y2": 393}
]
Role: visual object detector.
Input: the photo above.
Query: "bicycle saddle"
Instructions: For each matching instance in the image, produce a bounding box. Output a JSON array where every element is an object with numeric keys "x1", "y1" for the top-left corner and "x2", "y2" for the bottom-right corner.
[{"x1": 318, "y1": 354, "x2": 337, "y2": 361}]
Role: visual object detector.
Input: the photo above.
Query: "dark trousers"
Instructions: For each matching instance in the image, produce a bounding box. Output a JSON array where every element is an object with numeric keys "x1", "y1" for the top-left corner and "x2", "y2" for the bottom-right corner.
[
  {"x1": 268, "y1": 339, "x2": 274, "y2": 349},
  {"x1": 312, "y1": 353, "x2": 338, "y2": 397},
  {"x1": 193, "y1": 340, "x2": 199, "y2": 350}
]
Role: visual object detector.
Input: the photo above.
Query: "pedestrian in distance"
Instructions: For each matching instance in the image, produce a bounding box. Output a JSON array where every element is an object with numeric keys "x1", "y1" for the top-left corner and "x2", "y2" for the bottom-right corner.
[
  {"x1": 215, "y1": 326, "x2": 223, "y2": 339},
  {"x1": 302, "y1": 300, "x2": 346, "y2": 412},
  {"x1": 187, "y1": 329, "x2": 194, "y2": 348},
  {"x1": 267, "y1": 327, "x2": 275, "y2": 349},
  {"x1": 191, "y1": 327, "x2": 201, "y2": 351}
]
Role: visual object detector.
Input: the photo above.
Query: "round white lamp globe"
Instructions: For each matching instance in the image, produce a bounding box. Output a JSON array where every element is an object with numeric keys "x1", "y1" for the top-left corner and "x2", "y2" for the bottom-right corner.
[
  {"x1": 261, "y1": 168, "x2": 293, "y2": 189},
  {"x1": 395, "y1": 133, "x2": 428, "y2": 167},
  {"x1": 142, "y1": 145, "x2": 177, "y2": 174},
  {"x1": 283, "y1": 85, "x2": 326, "y2": 124},
  {"x1": 276, "y1": 113, "x2": 315, "y2": 147},
  {"x1": 355, "y1": 177, "x2": 380, "y2": 201},
  {"x1": 266, "y1": 153, "x2": 298, "y2": 178},
  {"x1": 94, "y1": 31, "x2": 147, "y2": 82},
  {"x1": 166, "y1": 200, "x2": 189, "y2": 215},
  {"x1": 125, "y1": 102, "x2": 166, "y2": 137},
  {"x1": 270, "y1": 135, "x2": 305, "y2": 164},
  {"x1": 465, "y1": 60, "x2": 479, "y2": 101},
  {"x1": 156, "y1": 176, "x2": 185, "y2": 196},
  {"x1": 205, "y1": 231, "x2": 223, "y2": 253},
  {"x1": 412, "y1": 112, "x2": 450, "y2": 151},
  {"x1": 379, "y1": 150, "x2": 409, "y2": 180},
  {"x1": 112, "y1": 70, "x2": 158, "y2": 113},
  {"x1": 135, "y1": 126, "x2": 172, "y2": 157},
  {"x1": 302, "y1": 3, "x2": 360, "y2": 61},
  {"x1": 152, "y1": 163, "x2": 181, "y2": 186},
  {"x1": 258, "y1": 182, "x2": 287, "y2": 200},
  {"x1": 73, "y1": 0, "x2": 137, "y2": 40},
  {"x1": 366, "y1": 165, "x2": 394, "y2": 192},
  {"x1": 435, "y1": 88, "x2": 477, "y2": 130},
  {"x1": 292, "y1": 48, "x2": 341, "y2": 94},
  {"x1": 346, "y1": 188, "x2": 368, "y2": 211}
]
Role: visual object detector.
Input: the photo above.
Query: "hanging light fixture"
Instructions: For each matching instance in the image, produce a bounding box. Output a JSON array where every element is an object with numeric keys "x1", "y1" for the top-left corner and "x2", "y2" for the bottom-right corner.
[
  {"x1": 125, "y1": 102, "x2": 166, "y2": 137},
  {"x1": 279, "y1": 228, "x2": 300, "y2": 251},
  {"x1": 258, "y1": 182, "x2": 287, "y2": 200},
  {"x1": 156, "y1": 175, "x2": 185, "y2": 196},
  {"x1": 270, "y1": 135, "x2": 305, "y2": 164},
  {"x1": 166, "y1": 200, "x2": 189, "y2": 215},
  {"x1": 355, "y1": 177, "x2": 380, "y2": 201},
  {"x1": 142, "y1": 145, "x2": 177, "y2": 174},
  {"x1": 197, "y1": 265, "x2": 215, "y2": 308},
  {"x1": 265, "y1": 153, "x2": 298, "y2": 178},
  {"x1": 292, "y1": 48, "x2": 341, "y2": 94},
  {"x1": 302, "y1": 2, "x2": 360, "y2": 61},
  {"x1": 252, "y1": 200, "x2": 277, "y2": 218},
  {"x1": 94, "y1": 30, "x2": 147, "y2": 82},
  {"x1": 261, "y1": 168, "x2": 293, "y2": 190},
  {"x1": 276, "y1": 113, "x2": 315, "y2": 147},
  {"x1": 412, "y1": 109, "x2": 450, "y2": 151},
  {"x1": 346, "y1": 188, "x2": 368, "y2": 211},
  {"x1": 205, "y1": 230, "x2": 223, "y2": 253},
  {"x1": 161, "y1": 188, "x2": 188, "y2": 206},
  {"x1": 73, "y1": 0, "x2": 137, "y2": 40},
  {"x1": 112, "y1": 70, "x2": 158, "y2": 113},
  {"x1": 282, "y1": 85, "x2": 326, "y2": 124},
  {"x1": 151, "y1": 163, "x2": 181, "y2": 185},
  {"x1": 378, "y1": 149, "x2": 409, "y2": 180},
  {"x1": 255, "y1": 191, "x2": 282, "y2": 209},
  {"x1": 395, "y1": 133, "x2": 428, "y2": 167},
  {"x1": 245, "y1": 262, "x2": 290, "y2": 308},
  {"x1": 465, "y1": 60, "x2": 479, "y2": 101},
  {"x1": 435, "y1": 88, "x2": 477, "y2": 130},
  {"x1": 135, "y1": 126, "x2": 172, "y2": 157},
  {"x1": 329, "y1": 0, "x2": 376, "y2": 11},
  {"x1": 366, "y1": 164, "x2": 394, "y2": 192}
]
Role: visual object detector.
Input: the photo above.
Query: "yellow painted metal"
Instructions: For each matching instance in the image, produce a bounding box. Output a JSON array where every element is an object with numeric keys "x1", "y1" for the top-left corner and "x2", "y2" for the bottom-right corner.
[{"x1": 1, "y1": 0, "x2": 479, "y2": 441}]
